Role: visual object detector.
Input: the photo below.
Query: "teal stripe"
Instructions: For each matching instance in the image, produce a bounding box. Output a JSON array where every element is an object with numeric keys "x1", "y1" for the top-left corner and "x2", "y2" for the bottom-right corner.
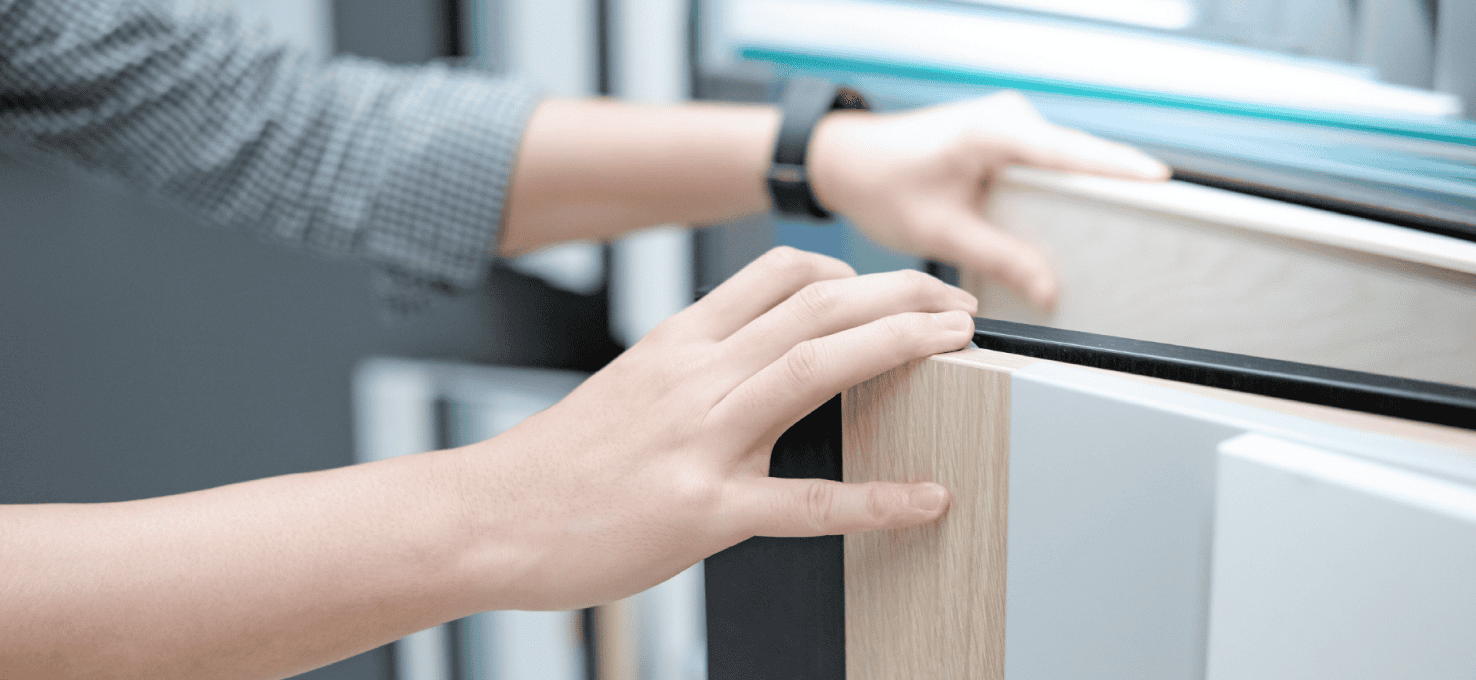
[{"x1": 740, "y1": 47, "x2": 1476, "y2": 145}]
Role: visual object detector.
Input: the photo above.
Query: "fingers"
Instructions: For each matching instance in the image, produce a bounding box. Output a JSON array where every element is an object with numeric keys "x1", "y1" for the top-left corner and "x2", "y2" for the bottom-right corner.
[
  {"x1": 931, "y1": 210, "x2": 1058, "y2": 307},
  {"x1": 717, "y1": 269, "x2": 977, "y2": 382},
  {"x1": 709, "y1": 310, "x2": 975, "y2": 444},
  {"x1": 729, "y1": 477, "x2": 952, "y2": 537},
  {"x1": 1013, "y1": 124, "x2": 1170, "y2": 182},
  {"x1": 680, "y1": 246, "x2": 857, "y2": 341}
]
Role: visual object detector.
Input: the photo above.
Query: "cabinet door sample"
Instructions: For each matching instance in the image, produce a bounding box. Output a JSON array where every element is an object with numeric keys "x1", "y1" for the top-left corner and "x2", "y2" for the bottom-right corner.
[
  {"x1": 1002, "y1": 365, "x2": 1244, "y2": 680},
  {"x1": 1207, "y1": 434, "x2": 1476, "y2": 680},
  {"x1": 841, "y1": 349, "x2": 1476, "y2": 680},
  {"x1": 966, "y1": 168, "x2": 1476, "y2": 388},
  {"x1": 841, "y1": 352, "x2": 1024, "y2": 680}
]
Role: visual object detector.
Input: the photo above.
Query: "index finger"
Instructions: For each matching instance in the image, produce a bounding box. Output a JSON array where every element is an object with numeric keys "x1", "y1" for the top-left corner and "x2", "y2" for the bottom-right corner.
[
  {"x1": 1012, "y1": 125, "x2": 1170, "y2": 182},
  {"x1": 680, "y1": 246, "x2": 857, "y2": 341}
]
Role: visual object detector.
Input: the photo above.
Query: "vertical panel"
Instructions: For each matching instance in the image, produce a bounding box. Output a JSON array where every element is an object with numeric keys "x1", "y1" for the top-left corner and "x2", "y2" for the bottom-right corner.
[
  {"x1": 470, "y1": 0, "x2": 607, "y2": 295},
  {"x1": 501, "y1": 0, "x2": 598, "y2": 96},
  {"x1": 1435, "y1": 0, "x2": 1476, "y2": 118},
  {"x1": 1355, "y1": 0, "x2": 1435, "y2": 88},
  {"x1": 463, "y1": 610, "x2": 585, "y2": 680},
  {"x1": 1004, "y1": 366, "x2": 1241, "y2": 680},
  {"x1": 638, "y1": 564, "x2": 709, "y2": 680},
  {"x1": 1207, "y1": 433, "x2": 1476, "y2": 680},
  {"x1": 705, "y1": 397, "x2": 845, "y2": 680},
  {"x1": 842, "y1": 358, "x2": 1012, "y2": 679},
  {"x1": 353, "y1": 361, "x2": 452, "y2": 680},
  {"x1": 608, "y1": 0, "x2": 694, "y2": 345},
  {"x1": 825, "y1": 346, "x2": 1476, "y2": 679},
  {"x1": 595, "y1": 597, "x2": 641, "y2": 680}
]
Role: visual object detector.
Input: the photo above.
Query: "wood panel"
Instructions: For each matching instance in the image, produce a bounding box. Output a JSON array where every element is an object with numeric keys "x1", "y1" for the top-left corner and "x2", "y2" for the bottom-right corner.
[
  {"x1": 841, "y1": 349, "x2": 1476, "y2": 679},
  {"x1": 841, "y1": 355, "x2": 1016, "y2": 680},
  {"x1": 964, "y1": 169, "x2": 1476, "y2": 388}
]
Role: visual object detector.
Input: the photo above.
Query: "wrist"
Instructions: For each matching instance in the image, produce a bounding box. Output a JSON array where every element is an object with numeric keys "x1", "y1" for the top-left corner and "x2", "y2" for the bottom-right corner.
[
  {"x1": 767, "y1": 79, "x2": 869, "y2": 222},
  {"x1": 435, "y1": 445, "x2": 544, "y2": 610},
  {"x1": 806, "y1": 110, "x2": 873, "y2": 221}
]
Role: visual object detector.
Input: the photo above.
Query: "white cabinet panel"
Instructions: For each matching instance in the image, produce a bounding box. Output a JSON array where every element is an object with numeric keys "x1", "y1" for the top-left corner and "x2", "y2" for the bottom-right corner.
[
  {"x1": 841, "y1": 351, "x2": 1476, "y2": 680},
  {"x1": 1207, "y1": 433, "x2": 1476, "y2": 680},
  {"x1": 1006, "y1": 367, "x2": 1240, "y2": 680},
  {"x1": 1005, "y1": 361, "x2": 1476, "y2": 680}
]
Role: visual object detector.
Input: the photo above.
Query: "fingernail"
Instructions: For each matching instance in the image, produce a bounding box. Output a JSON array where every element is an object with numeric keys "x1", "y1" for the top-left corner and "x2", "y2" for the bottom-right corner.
[
  {"x1": 908, "y1": 484, "x2": 950, "y2": 513},
  {"x1": 950, "y1": 285, "x2": 980, "y2": 311},
  {"x1": 1132, "y1": 154, "x2": 1171, "y2": 179},
  {"x1": 1028, "y1": 275, "x2": 1057, "y2": 307}
]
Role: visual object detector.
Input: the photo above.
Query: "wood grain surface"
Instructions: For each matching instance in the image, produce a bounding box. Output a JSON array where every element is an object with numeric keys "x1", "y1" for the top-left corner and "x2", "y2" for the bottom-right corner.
[
  {"x1": 965, "y1": 170, "x2": 1476, "y2": 389},
  {"x1": 841, "y1": 356, "x2": 1015, "y2": 680},
  {"x1": 840, "y1": 350, "x2": 1474, "y2": 678}
]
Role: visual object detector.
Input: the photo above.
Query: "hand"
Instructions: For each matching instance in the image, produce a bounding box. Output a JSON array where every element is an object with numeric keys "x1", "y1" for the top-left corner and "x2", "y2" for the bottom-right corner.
[
  {"x1": 455, "y1": 247, "x2": 977, "y2": 610},
  {"x1": 807, "y1": 91, "x2": 1171, "y2": 307}
]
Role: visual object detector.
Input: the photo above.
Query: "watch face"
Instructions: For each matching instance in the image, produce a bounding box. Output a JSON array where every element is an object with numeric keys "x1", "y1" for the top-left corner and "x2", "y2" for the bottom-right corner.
[{"x1": 833, "y1": 87, "x2": 869, "y2": 111}]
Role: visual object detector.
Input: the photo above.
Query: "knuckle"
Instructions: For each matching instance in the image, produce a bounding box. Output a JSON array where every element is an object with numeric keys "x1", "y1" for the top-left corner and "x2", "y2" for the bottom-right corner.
[
  {"x1": 793, "y1": 280, "x2": 842, "y2": 319},
  {"x1": 864, "y1": 484, "x2": 894, "y2": 524},
  {"x1": 783, "y1": 339, "x2": 829, "y2": 389},
  {"x1": 761, "y1": 245, "x2": 856, "y2": 282},
  {"x1": 897, "y1": 268, "x2": 933, "y2": 288},
  {"x1": 759, "y1": 246, "x2": 816, "y2": 282},
  {"x1": 762, "y1": 245, "x2": 807, "y2": 270},
  {"x1": 897, "y1": 269, "x2": 948, "y2": 303},
  {"x1": 880, "y1": 314, "x2": 919, "y2": 345},
  {"x1": 802, "y1": 480, "x2": 836, "y2": 533}
]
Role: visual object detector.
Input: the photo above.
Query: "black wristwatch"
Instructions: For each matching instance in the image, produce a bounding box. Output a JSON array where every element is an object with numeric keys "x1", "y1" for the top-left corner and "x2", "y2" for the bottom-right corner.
[{"x1": 767, "y1": 76, "x2": 871, "y2": 223}]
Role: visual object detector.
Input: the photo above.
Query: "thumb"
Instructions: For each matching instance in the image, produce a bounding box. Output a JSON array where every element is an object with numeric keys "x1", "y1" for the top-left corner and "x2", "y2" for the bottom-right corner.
[{"x1": 733, "y1": 477, "x2": 952, "y2": 538}]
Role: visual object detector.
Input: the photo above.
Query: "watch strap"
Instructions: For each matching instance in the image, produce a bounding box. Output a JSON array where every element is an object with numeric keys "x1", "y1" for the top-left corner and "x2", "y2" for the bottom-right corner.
[{"x1": 767, "y1": 77, "x2": 870, "y2": 222}]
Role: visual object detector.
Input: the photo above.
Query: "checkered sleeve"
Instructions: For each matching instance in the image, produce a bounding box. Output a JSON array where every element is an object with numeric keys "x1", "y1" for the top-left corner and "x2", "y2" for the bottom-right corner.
[{"x1": 0, "y1": 0, "x2": 543, "y2": 314}]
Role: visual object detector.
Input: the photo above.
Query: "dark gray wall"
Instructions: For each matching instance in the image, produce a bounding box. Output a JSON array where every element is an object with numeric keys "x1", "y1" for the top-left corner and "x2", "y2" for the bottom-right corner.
[{"x1": 0, "y1": 1, "x2": 617, "y2": 678}]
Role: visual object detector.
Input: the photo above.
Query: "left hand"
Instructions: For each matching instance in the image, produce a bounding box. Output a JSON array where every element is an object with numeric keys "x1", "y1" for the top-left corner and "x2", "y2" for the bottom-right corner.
[
  {"x1": 807, "y1": 91, "x2": 1170, "y2": 307},
  {"x1": 453, "y1": 247, "x2": 975, "y2": 610}
]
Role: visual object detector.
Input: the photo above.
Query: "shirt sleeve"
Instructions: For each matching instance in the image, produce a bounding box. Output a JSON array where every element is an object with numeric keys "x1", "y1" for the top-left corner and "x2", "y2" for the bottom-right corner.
[{"x1": 0, "y1": 0, "x2": 543, "y2": 314}]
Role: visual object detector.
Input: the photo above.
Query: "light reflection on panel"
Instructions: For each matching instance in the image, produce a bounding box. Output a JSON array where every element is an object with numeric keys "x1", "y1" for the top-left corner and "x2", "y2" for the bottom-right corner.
[{"x1": 1208, "y1": 434, "x2": 1476, "y2": 680}]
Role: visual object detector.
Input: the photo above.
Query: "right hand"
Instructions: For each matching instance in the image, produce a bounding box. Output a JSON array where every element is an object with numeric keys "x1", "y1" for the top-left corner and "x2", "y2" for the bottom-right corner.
[{"x1": 454, "y1": 247, "x2": 977, "y2": 611}]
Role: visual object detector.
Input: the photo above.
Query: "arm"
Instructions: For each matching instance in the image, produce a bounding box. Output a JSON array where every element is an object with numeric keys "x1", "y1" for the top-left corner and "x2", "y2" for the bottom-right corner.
[
  {"x1": 1, "y1": 249, "x2": 977, "y2": 680},
  {"x1": 2, "y1": 0, "x2": 1164, "y2": 313},
  {"x1": 503, "y1": 94, "x2": 1170, "y2": 305},
  {"x1": 0, "y1": 0, "x2": 539, "y2": 314}
]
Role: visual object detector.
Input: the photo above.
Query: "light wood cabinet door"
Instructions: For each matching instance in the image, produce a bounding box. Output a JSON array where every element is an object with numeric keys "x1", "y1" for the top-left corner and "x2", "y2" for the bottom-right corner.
[
  {"x1": 840, "y1": 349, "x2": 1476, "y2": 680},
  {"x1": 966, "y1": 169, "x2": 1476, "y2": 389},
  {"x1": 707, "y1": 338, "x2": 1476, "y2": 680}
]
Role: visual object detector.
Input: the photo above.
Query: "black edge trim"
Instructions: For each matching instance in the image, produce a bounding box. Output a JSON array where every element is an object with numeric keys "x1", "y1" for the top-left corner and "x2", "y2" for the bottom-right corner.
[{"x1": 974, "y1": 317, "x2": 1476, "y2": 431}]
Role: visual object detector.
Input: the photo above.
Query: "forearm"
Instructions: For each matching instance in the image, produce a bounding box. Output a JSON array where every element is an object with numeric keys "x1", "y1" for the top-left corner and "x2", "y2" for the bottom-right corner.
[
  {"x1": 0, "y1": 449, "x2": 510, "y2": 680},
  {"x1": 500, "y1": 99, "x2": 780, "y2": 254},
  {"x1": 2, "y1": 0, "x2": 540, "y2": 313}
]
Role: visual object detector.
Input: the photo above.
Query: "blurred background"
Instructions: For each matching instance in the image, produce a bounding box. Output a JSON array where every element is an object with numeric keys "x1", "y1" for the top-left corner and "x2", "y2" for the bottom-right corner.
[{"x1": 3, "y1": 1, "x2": 1474, "y2": 679}]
